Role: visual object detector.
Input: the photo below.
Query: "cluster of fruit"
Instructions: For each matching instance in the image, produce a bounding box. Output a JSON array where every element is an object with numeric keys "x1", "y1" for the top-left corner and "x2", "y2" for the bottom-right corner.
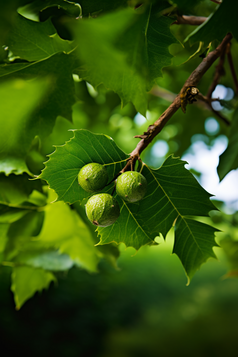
[{"x1": 78, "y1": 163, "x2": 147, "y2": 227}]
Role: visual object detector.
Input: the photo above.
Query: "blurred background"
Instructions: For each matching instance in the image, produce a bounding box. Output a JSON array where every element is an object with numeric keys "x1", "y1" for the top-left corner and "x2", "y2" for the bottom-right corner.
[{"x1": 1, "y1": 237, "x2": 238, "y2": 357}]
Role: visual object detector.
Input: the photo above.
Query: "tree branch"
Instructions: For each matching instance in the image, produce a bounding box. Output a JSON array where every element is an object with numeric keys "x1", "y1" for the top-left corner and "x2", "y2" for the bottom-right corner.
[
  {"x1": 129, "y1": 33, "x2": 233, "y2": 161},
  {"x1": 226, "y1": 42, "x2": 238, "y2": 94},
  {"x1": 149, "y1": 86, "x2": 177, "y2": 102},
  {"x1": 174, "y1": 15, "x2": 207, "y2": 26},
  {"x1": 210, "y1": 0, "x2": 222, "y2": 4},
  {"x1": 210, "y1": 105, "x2": 231, "y2": 125},
  {"x1": 197, "y1": 93, "x2": 231, "y2": 126},
  {"x1": 150, "y1": 88, "x2": 231, "y2": 125},
  {"x1": 207, "y1": 45, "x2": 226, "y2": 98},
  {"x1": 182, "y1": 33, "x2": 232, "y2": 88}
]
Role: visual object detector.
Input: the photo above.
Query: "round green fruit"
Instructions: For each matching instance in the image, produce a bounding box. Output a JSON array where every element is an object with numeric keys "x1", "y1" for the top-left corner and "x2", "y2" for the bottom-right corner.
[
  {"x1": 116, "y1": 171, "x2": 147, "y2": 203},
  {"x1": 85, "y1": 193, "x2": 120, "y2": 227},
  {"x1": 78, "y1": 163, "x2": 108, "y2": 193}
]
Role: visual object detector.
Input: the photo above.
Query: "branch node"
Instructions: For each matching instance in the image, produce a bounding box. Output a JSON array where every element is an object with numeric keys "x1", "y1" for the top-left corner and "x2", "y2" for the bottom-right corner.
[{"x1": 180, "y1": 86, "x2": 199, "y2": 113}]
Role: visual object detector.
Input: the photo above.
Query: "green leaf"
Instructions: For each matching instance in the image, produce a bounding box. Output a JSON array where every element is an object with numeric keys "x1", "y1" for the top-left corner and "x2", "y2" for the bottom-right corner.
[
  {"x1": 169, "y1": 0, "x2": 203, "y2": 12},
  {"x1": 138, "y1": 158, "x2": 215, "y2": 236},
  {"x1": 0, "y1": 207, "x2": 29, "y2": 224},
  {"x1": 0, "y1": 223, "x2": 9, "y2": 254},
  {"x1": 72, "y1": 5, "x2": 178, "y2": 115},
  {"x1": 40, "y1": 129, "x2": 129, "y2": 204},
  {"x1": 40, "y1": 130, "x2": 217, "y2": 279},
  {"x1": 5, "y1": 211, "x2": 45, "y2": 261},
  {"x1": 0, "y1": 52, "x2": 76, "y2": 155},
  {"x1": 11, "y1": 266, "x2": 56, "y2": 309},
  {"x1": 7, "y1": 14, "x2": 74, "y2": 61},
  {"x1": 99, "y1": 155, "x2": 218, "y2": 279},
  {"x1": 0, "y1": 78, "x2": 50, "y2": 175},
  {"x1": 79, "y1": 0, "x2": 127, "y2": 16},
  {"x1": 19, "y1": 0, "x2": 82, "y2": 20},
  {"x1": 3, "y1": 185, "x2": 119, "y2": 279},
  {"x1": 3, "y1": 188, "x2": 101, "y2": 273},
  {"x1": 0, "y1": 173, "x2": 43, "y2": 205},
  {"x1": 72, "y1": 201, "x2": 121, "y2": 269},
  {"x1": 217, "y1": 108, "x2": 238, "y2": 180},
  {"x1": 220, "y1": 237, "x2": 238, "y2": 277},
  {"x1": 96, "y1": 199, "x2": 156, "y2": 249},
  {"x1": 117, "y1": 3, "x2": 179, "y2": 87},
  {"x1": 96, "y1": 243, "x2": 120, "y2": 270},
  {"x1": 33, "y1": 200, "x2": 101, "y2": 272},
  {"x1": 0, "y1": 174, "x2": 44, "y2": 229},
  {"x1": 185, "y1": 0, "x2": 238, "y2": 46},
  {"x1": 14, "y1": 250, "x2": 74, "y2": 271},
  {"x1": 97, "y1": 156, "x2": 216, "y2": 250},
  {"x1": 73, "y1": 9, "x2": 147, "y2": 115},
  {"x1": 174, "y1": 217, "x2": 218, "y2": 283},
  {"x1": 0, "y1": 1, "x2": 19, "y2": 56}
]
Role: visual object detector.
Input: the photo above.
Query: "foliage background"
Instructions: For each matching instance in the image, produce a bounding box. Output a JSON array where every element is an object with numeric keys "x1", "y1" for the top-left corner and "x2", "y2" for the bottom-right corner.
[
  {"x1": 1, "y1": 0, "x2": 238, "y2": 355},
  {"x1": 1, "y1": 240, "x2": 238, "y2": 357}
]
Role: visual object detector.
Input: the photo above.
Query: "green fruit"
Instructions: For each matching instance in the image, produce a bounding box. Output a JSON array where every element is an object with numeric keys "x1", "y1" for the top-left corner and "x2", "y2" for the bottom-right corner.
[
  {"x1": 78, "y1": 163, "x2": 108, "y2": 193},
  {"x1": 85, "y1": 193, "x2": 120, "y2": 227},
  {"x1": 116, "y1": 171, "x2": 147, "y2": 203}
]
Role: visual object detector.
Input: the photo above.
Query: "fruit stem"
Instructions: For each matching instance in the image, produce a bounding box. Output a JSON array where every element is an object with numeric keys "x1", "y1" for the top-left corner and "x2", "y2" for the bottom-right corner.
[
  {"x1": 107, "y1": 155, "x2": 142, "y2": 192},
  {"x1": 111, "y1": 184, "x2": 116, "y2": 197},
  {"x1": 106, "y1": 172, "x2": 121, "y2": 186}
]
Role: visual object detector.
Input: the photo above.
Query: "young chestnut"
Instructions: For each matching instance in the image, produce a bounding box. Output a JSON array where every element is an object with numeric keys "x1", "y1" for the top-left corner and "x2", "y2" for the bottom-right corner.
[
  {"x1": 116, "y1": 171, "x2": 147, "y2": 203},
  {"x1": 78, "y1": 163, "x2": 108, "y2": 193},
  {"x1": 85, "y1": 193, "x2": 120, "y2": 227}
]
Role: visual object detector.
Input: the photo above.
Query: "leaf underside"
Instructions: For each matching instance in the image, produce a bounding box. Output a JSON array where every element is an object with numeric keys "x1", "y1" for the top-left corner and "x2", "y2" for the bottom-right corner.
[
  {"x1": 72, "y1": 4, "x2": 179, "y2": 115},
  {"x1": 0, "y1": 79, "x2": 50, "y2": 175},
  {"x1": 11, "y1": 266, "x2": 56, "y2": 310},
  {"x1": 7, "y1": 14, "x2": 74, "y2": 62},
  {"x1": 185, "y1": 0, "x2": 238, "y2": 46}
]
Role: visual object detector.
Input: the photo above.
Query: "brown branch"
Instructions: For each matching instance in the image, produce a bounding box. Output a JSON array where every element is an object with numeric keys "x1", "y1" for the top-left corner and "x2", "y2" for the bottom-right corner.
[
  {"x1": 182, "y1": 33, "x2": 232, "y2": 88},
  {"x1": 151, "y1": 88, "x2": 230, "y2": 125},
  {"x1": 198, "y1": 94, "x2": 225, "y2": 103},
  {"x1": 197, "y1": 93, "x2": 231, "y2": 125},
  {"x1": 210, "y1": 0, "x2": 222, "y2": 4},
  {"x1": 210, "y1": 106, "x2": 231, "y2": 126},
  {"x1": 129, "y1": 32, "x2": 233, "y2": 161},
  {"x1": 149, "y1": 86, "x2": 177, "y2": 102},
  {"x1": 207, "y1": 46, "x2": 226, "y2": 98},
  {"x1": 226, "y1": 42, "x2": 238, "y2": 94},
  {"x1": 174, "y1": 15, "x2": 207, "y2": 26}
]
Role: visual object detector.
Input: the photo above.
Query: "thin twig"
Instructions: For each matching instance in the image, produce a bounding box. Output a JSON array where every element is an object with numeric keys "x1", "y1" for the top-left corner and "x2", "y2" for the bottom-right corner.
[
  {"x1": 198, "y1": 93, "x2": 217, "y2": 103},
  {"x1": 182, "y1": 34, "x2": 232, "y2": 88},
  {"x1": 210, "y1": 106, "x2": 231, "y2": 125},
  {"x1": 149, "y1": 86, "x2": 177, "y2": 102},
  {"x1": 129, "y1": 33, "x2": 233, "y2": 161},
  {"x1": 106, "y1": 172, "x2": 121, "y2": 186},
  {"x1": 151, "y1": 88, "x2": 230, "y2": 125},
  {"x1": 174, "y1": 15, "x2": 207, "y2": 26},
  {"x1": 207, "y1": 46, "x2": 226, "y2": 98},
  {"x1": 197, "y1": 93, "x2": 231, "y2": 125},
  {"x1": 210, "y1": 0, "x2": 222, "y2": 4},
  {"x1": 226, "y1": 42, "x2": 238, "y2": 94},
  {"x1": 111, "y1": 184, "x2": 116, "y2": 196}
]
